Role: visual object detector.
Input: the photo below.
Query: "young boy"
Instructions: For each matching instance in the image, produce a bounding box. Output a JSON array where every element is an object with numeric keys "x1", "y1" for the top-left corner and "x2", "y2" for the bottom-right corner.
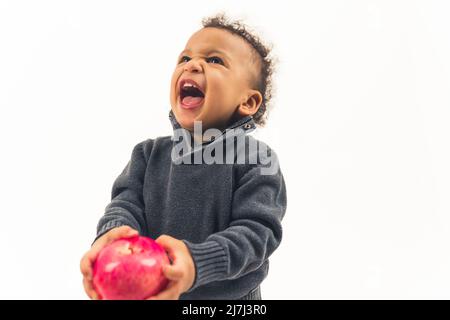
[{"x1": 80, "y1": 13, "x2": 287, "y2": 300}]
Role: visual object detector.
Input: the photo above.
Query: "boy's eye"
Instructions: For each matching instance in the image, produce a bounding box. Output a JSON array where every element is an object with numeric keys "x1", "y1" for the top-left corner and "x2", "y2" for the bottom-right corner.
[
  {"x1": 206, "y1": 56, "x2": 224, "y2": 65},
  {"x1": 179, "y1": 56, "x2": 191, "y2": 63}
]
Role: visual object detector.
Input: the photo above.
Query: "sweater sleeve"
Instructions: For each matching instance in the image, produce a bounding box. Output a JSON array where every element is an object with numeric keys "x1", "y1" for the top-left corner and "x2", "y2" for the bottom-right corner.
[
  {"x1": 182, "y1": 153, "x2": 287, "y2": 291},
  {"x1": 94, "y1": 140, "x2": 151, "y2": 243}
]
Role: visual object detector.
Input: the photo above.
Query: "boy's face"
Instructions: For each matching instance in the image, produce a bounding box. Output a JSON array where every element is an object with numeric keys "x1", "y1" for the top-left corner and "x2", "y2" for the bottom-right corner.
[{"x1": 170, "y1": 27, "x2": 262, "y2": 132}]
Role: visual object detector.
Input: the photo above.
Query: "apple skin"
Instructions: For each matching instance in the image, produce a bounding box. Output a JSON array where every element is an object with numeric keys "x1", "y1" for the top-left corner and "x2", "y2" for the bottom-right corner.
[{"x1": 92, "y1": 235, "x2": 170, "y2": 300}]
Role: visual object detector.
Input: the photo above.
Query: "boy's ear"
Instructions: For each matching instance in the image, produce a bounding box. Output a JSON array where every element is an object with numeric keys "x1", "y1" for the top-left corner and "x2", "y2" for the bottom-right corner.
[{"x1": 237, "y1": 89, "x2": 263, "y2": 117}]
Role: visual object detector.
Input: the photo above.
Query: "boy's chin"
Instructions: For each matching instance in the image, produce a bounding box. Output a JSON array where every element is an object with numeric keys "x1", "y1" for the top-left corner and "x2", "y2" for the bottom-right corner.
[
  {"x1": 174, "y1": 114, "x2": 198, "y2": 132},
  {"x1": 172, "y1": 107, "x2": 226, "y2": 132},
  {"x1": 173, "y1": 109, "x2": 202, "y2": 129}
]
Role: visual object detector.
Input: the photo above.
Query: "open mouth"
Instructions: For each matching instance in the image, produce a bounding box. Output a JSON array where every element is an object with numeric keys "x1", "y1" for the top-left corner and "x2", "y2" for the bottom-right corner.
[{"x1": 179, "y1": 80, "x2": 205, "y2": 109}]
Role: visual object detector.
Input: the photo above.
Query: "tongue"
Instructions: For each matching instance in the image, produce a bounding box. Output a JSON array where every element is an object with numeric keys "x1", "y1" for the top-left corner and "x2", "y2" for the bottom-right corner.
[{"x1": 182, "y1": 96, "x2": 204, "y2": 106}]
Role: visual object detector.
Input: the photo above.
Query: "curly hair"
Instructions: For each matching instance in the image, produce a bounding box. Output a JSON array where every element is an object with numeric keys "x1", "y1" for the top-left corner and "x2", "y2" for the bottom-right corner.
[{"x1": 202, "y1": 13, "x2": 276, "y2": 127}]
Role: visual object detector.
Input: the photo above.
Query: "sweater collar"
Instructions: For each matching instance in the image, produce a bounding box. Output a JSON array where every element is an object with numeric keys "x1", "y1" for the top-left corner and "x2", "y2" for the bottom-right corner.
[{"x1": 168, "y1": 109, "x2": 256, "y2": 145}]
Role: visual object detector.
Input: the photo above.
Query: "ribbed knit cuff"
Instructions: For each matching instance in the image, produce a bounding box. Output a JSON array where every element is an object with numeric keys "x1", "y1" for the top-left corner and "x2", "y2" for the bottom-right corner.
[
  {"x1": 92, "y1": 220, "x2": 127, "y2": 246},
  {"x1": 182, "y1": 240, "x2": 229, "y2": 292}
]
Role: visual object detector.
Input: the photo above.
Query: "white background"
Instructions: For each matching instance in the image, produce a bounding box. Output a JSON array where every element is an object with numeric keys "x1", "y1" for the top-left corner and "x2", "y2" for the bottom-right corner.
[{"x1": 0, "y1": 0, "x2": 449, "y2": 299}]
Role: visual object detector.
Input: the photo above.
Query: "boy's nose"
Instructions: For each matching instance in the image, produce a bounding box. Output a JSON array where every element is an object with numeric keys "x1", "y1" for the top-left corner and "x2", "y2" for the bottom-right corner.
[{"x1": 184, "y1": 59, "x2": 203, "y2": 73}]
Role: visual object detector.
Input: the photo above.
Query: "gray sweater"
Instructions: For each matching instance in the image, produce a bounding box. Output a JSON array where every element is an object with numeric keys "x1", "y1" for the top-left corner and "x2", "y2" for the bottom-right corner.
[{"x1": 95, "y1": 110, "x2": 287, "y2": 300}]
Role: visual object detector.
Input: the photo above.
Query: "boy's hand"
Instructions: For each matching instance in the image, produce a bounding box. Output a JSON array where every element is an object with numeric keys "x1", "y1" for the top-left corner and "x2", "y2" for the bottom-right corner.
[
  {"x1": 146, "y1": 235, "x2": 196, "y2": 300},
  {"x1": 80, "y1": 225, "x2": 139, "y2": 300}
]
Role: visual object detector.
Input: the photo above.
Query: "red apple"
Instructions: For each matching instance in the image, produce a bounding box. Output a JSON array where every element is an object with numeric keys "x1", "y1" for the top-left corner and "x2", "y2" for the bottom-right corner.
[{"x1": 92, "y1": 235, "x2": 170, "y2": 300}]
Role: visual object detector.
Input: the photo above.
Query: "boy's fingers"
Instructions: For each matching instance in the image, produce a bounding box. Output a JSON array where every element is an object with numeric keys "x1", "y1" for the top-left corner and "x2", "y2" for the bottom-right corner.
[
  {"x1": 83, "y1": 277, "x2": 97, "y2": 300},
  {"x1": 163, "y1": 265, "x2": 184, "y2": 281},
  {"x1": 155, "y1": 235, "x2": 176, "y2": 248},
  {"x1": 82, "y1": 278, "x2": 91, "y2": 298},
  {"x1": 155, "y1": 235, "x2": 177, "y2": 261},
  {"x1": 80, "y1": 226, "x2": 139, "y2": 301},
  {"x1": 81, "y1": 227, "x2": 139, "y2": 280},
  {"x1": 110, "y1": 226, "x2": 139, "y2": 239},
  {"x1": 91, "y1": 226, "x2": 138, "y2": 254},
  {"x1": 80, "y1": 254, "x2": 93, "y2": 280},
  {"x1": 147, "y1": 282, "x2": 180, "y2": 300},
  {"x1": 92, "y1": 290, "x2": 100, "y2": 300}
]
